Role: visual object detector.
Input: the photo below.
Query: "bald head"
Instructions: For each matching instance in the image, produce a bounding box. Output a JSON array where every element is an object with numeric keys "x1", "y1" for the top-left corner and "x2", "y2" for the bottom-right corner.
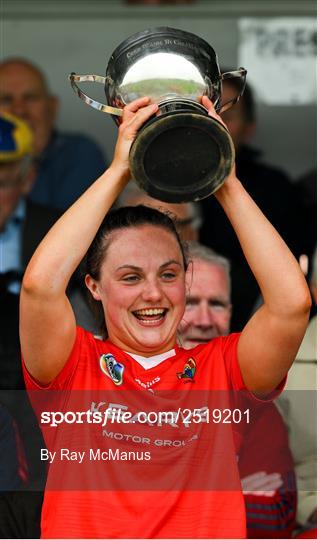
[
  {"x1": 0, "y1": 58, "x2": 58, "y2": 155},
  {"x1": 0, "y1": 58, "x2": 49, "y2": 91},
  {"x1": 117, "y1": 184, "x2": 201, "y2": 241}
]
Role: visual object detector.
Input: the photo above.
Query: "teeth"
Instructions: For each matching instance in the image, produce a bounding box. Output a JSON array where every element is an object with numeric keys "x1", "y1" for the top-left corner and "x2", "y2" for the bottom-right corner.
[{"x1": 135, "y1": 308, "x2": 165, "y2": 316}]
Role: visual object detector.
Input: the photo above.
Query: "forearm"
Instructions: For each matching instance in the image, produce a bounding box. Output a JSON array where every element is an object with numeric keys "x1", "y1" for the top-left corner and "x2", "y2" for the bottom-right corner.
[
  {"x1": 201, "y1": 96, "x2": 310, "y2": 391},
  {"x1": 214, "y1": 175, "x2": 311, "y2": 317},
  {"x1": 23, "y1": 164, "x2": 129, "y2": 296},
  {"x1": 22, "y1": 98, "x2": 158, "y2": 299}
]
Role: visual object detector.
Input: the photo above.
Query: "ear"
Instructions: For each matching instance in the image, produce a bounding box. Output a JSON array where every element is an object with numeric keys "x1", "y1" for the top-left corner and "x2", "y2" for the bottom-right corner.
[
  {"x1": 185, "y1": 260, "x2": 193, "y2": 294},
  {"x1": 85, "y1": 274, "x2": 102, "y2": 301}
]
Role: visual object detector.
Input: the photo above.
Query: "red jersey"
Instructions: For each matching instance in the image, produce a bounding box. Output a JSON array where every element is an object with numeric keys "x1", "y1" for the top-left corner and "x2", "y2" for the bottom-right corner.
[{"x1": 23, "y1": 327, "x2": 250, "y2": 539}]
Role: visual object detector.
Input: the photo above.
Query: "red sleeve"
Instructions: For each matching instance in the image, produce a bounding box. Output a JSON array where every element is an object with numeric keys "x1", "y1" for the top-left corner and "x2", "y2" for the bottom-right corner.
[{"x1": 21, "y1": 326, "x2": 86, "y2": 390}]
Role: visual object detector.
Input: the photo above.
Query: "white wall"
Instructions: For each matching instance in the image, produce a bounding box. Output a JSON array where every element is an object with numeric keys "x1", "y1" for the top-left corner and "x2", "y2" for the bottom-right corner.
[{"x1": 3, "y1": 0, "x2": 317, "y2": 179}]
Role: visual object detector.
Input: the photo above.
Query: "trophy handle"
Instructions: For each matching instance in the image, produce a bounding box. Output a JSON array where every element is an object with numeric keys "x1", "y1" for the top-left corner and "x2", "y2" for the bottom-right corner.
[
  {"x1": 219, "y1": 68, "x2": 247, "y2": 113},
  {"x1": 68, "y1": 73, "x2": 123, "y2": 117}
]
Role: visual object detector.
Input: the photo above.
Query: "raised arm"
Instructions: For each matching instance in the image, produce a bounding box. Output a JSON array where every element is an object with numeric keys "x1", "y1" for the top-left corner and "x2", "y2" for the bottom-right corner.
[
  {"x1": 202, "y1": 96, "x2": 311, "y2": 394},
  {"x1": 20, "y1": 98, "x2": 158, "y2": 384}
]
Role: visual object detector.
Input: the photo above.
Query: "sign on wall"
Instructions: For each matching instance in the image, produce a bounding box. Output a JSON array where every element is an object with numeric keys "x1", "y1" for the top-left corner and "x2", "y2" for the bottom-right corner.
[{"x1": 238, "y1": 18, "x2": 317, "y2": 105}]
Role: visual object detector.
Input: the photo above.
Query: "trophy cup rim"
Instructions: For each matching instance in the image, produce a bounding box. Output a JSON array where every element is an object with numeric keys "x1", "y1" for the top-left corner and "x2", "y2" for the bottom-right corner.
[{"x1": 107, "y1": 26, "x2": 218, "y2": 66}]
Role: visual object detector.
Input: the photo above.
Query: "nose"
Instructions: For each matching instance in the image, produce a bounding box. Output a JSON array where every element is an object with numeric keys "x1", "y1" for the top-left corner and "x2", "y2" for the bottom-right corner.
[
  {"x1": 141, "y1": 278, "x2": 163, "y2": 303},
  {"x1": 195, "y1": 302, "x2": 214, "y2": 328}
]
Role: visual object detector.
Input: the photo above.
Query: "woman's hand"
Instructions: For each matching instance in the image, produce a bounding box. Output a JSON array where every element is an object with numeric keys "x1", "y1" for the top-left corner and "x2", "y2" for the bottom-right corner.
[
  {"x1": 201, "y1": 95, "x2": 226, "y2": 128},
  {"x1": 111, "y1": 97, "x2": 158, "y2": 177},
  {"x1": 241, "y1": 471, "x2": 283, "y2": 497}
]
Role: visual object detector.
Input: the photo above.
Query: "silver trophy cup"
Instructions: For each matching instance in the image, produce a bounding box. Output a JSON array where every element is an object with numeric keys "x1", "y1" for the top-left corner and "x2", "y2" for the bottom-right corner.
[{"x1": 69, "y1": 27, "x2": 246, "y2": 202}]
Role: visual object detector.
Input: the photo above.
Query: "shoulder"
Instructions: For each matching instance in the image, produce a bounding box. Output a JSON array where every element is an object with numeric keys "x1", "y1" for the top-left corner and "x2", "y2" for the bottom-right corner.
[
  {"x1": 177, "y1": 333, "x2": 241, "y2": 358},
  {"x1": 176, "y1": 334, "x2": 243, "y2": 389},
  {"x1": 196, "y1": 333, "x2": 241, "y2": 354},
  {"x1": 73, "y1": 326, "x2": 111, "y2": 357},
  {"x1": 22, "y1": 327, "x2": 111, "y2": 391},
  {"x1": 70, "y1": 328, "x2": 127, "y2": 372}
]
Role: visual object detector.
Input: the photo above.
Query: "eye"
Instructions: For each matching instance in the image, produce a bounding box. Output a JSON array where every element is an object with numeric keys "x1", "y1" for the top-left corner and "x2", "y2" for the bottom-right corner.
[
  {"x1": 121, "y1": 274, "x2": 141, "y2": 283},
  {"x1": 209, "y1": 301, "x2": 228, "y2": 311},
  {"x1": 0, "y1": 95, "x2": 13, "y2": 105},
  {"x1": 25, "y1": 93, "x2": 42, "y2": 103},
  {"x1": 185, "y1": 298, "x2": 199, "y2": 308},
  {"x1": 161, "y1": 271, "x2": 177, "y2": 281}
]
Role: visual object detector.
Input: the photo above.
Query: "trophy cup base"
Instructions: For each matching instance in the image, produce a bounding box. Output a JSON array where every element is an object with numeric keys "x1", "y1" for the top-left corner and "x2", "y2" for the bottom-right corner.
[{"x1": 129, "y1": 107, "x2": 235, "y2": 203}]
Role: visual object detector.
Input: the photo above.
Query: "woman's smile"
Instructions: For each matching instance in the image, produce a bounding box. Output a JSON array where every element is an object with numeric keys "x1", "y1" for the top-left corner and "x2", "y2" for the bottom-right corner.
[{"x1": 132, "y1": 307, "x2": 169, "y2": 325}]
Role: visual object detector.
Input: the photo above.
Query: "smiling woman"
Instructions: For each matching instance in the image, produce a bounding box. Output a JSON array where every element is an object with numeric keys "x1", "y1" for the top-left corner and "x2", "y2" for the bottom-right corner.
[
  {"x1": 84, "y1": 204, "x2": 187, "y2": 345},
  {"x1": 19, "y1": 96, "x2": 311, "y2": 539},
  {"x1": 87, "y1": 219, "x2": 187, "y2": 351}
]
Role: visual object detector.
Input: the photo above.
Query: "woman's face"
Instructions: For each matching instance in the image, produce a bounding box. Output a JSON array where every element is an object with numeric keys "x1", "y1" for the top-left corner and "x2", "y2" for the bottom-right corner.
[{"x1": 86, "y1": 225, "x2": 186, "y2": 356}]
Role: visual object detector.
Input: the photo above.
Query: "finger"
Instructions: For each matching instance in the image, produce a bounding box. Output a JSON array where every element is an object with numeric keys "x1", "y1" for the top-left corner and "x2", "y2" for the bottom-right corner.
[
  {"x1": 243, "y1": 489, "x2": 278, "y2": 497},
  {"x1": 124, "y1": 96, "x2": 152, "y2": 113},
  {"x1": 241, "y1": 472, "x2": 266, "y2": 488},
  {"x1": 250, "y1": 478, "x2": 283, "y2": 492},
  {"x1": 249, "y1": 473, "x2": 281, "y2": 490},
  {"x1": 242, "y1": 472, "x2": 266, "y2": 481},
  {"x1": 121, "y1": 97, "x2": 152, "y2": 123},
  {"x1": 247, "y1": 477, "x2": 282, "y2": 492},
  {"x1": 242, "y1": 472, "x2": 280, "y2": 491},
  {"x1": 202, "y1": 95, "x2": 218, "y2": 117},
  {"x1": 257, "y1": 475, "x2": 283, "y2": 491},
  {"x1": 201, "y1": 95, "x2": 226, "y2": 127},
  {"x1": 258, "y1": 490, "x2": 277, "y2": 497},
  {"x1": 124, "y1": 103, "x2": 158, "y2": 135},
  {"x1": 202, "y1": 95, "x2": 214, "y2": 110}
]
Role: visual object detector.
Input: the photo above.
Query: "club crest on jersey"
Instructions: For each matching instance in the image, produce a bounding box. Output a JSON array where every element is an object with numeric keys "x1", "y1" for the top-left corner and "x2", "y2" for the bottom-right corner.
[
  {"x1": 177, "y1": 357, "x2": 196, "y2": 383},
  {"x1": 100, "y1": 353, "x2": 124, "y2": 386}
]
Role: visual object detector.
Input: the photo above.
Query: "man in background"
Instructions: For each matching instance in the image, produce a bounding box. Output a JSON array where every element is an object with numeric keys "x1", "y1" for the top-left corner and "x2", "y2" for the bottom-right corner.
[
  {"x1": 0, "y1": 112, "x2": 61, "y2": 381},
  {"x1": 117, "y1": 181, "x2": 202, "y2": 242},
  {"x1": 178, "y1": 242, "x2": 297, "y2": 539},
  {"x1": 0, "y1": 112, "x2": 50, "y2": 537},
  {"x1": 0, "y1": 57, "x2": 107, "y2": 211},
  {"x1": 178, "y1": 242, "x2": 232, "y2": 347}
]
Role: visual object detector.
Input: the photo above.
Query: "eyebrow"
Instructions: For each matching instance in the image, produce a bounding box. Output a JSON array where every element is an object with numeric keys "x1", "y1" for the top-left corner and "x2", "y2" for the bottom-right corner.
[
  {"x1": 116, "y1": 260, "x2": 182, "y2": 272},
  {"x1": 186, "y1": 295, "x2": 230, "y2": 305}
]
